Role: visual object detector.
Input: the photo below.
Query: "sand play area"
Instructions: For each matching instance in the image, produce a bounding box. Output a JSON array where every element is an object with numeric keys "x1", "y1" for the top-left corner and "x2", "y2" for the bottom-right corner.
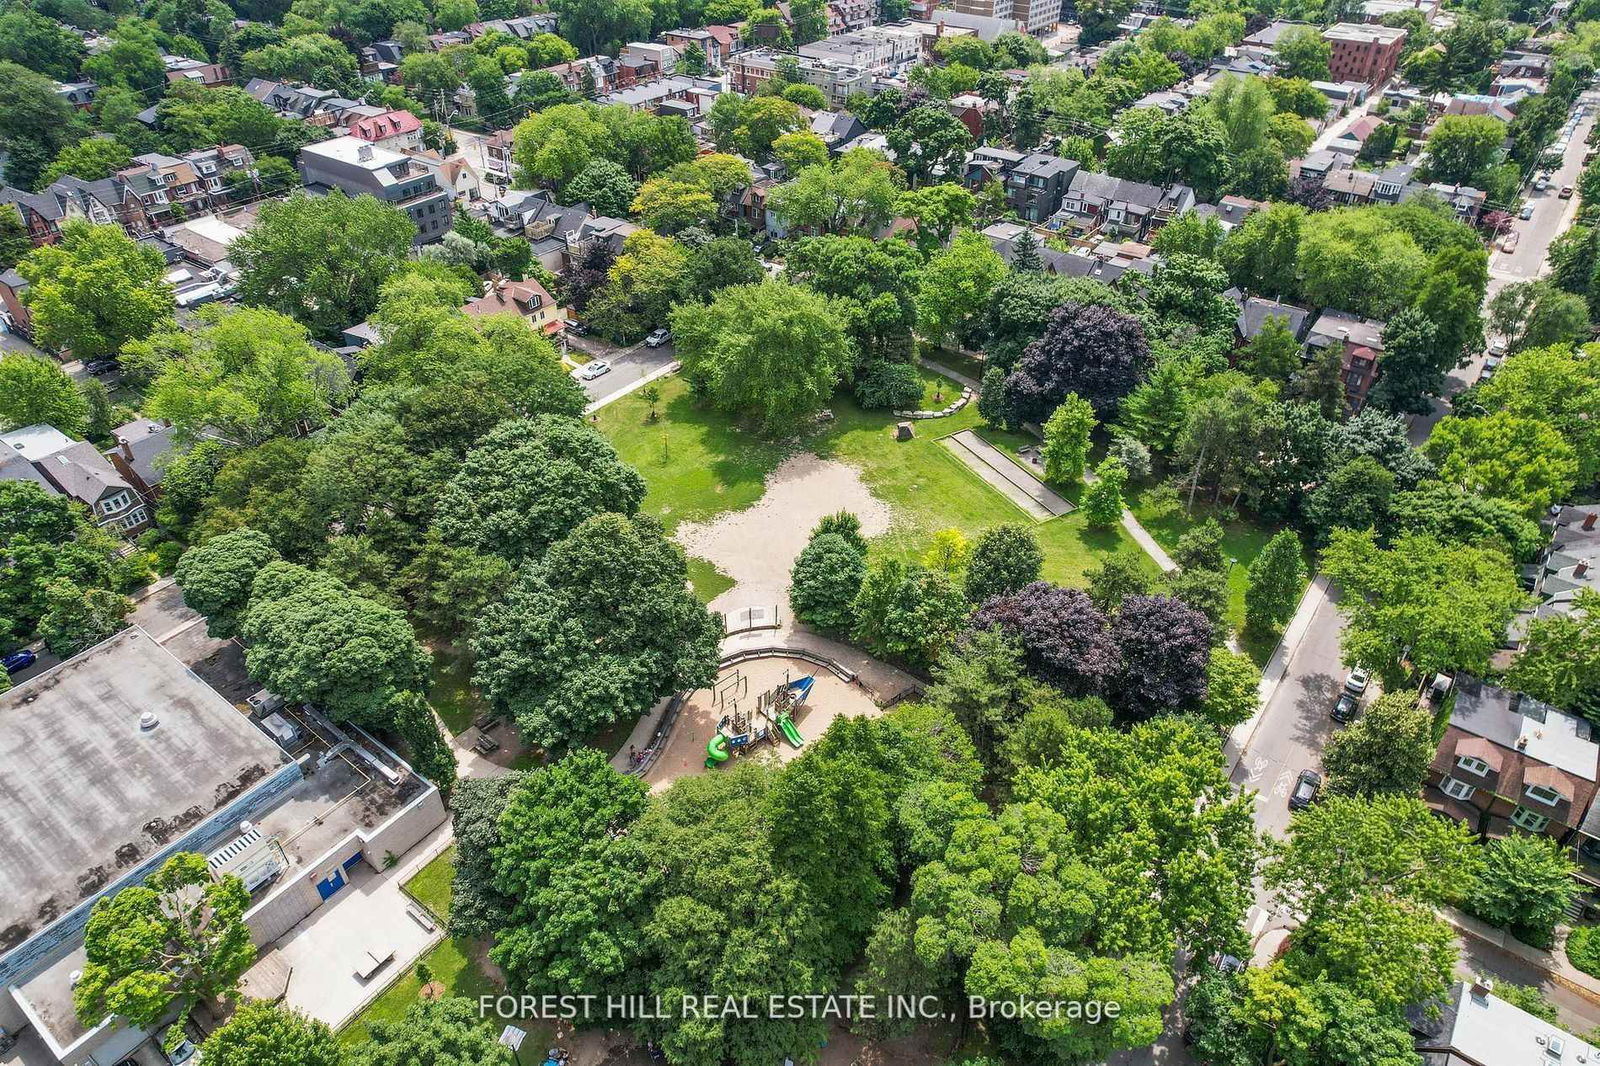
[
  {"x1": 673, "y1": 454, "x2": 892, "y2": 615},
  {"x1": 639, "y1": 655, "x2": 881, "y2": 790}
]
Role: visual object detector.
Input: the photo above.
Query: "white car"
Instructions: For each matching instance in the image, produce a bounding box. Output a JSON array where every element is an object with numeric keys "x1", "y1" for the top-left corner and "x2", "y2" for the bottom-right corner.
[
  {"x1": 578, "y1": 360, "x2": 612, "y2": 381},
  {"x1": 1344, "y1": 667, "x2": 1370, "y2": 696},
  {"x1": 1520, "y1": 203, "x2": 1535, "y2": 220},
  {"x1": 645, "y1": 328, "x2": 671, "y2": 348}
]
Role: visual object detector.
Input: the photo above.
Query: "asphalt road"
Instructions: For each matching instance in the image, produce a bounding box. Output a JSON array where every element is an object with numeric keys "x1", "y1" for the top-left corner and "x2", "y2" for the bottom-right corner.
[
  {"x1": 1408, "y1": 96, "x2": 1599, "y2": 445},
  {"x1": 565, "y1": 332, "x2": 678, "y2": 404}
]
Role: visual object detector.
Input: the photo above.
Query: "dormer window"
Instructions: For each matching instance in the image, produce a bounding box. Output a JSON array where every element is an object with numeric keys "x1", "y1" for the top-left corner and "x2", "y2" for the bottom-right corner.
[
  {"x1": 1512, "y1": 806, "x2": 1551, "y2": 832},
  {"x1": 1457, "y1": 755, "x2": 1491, "y2": 777},
  {"x1": 1527, "y1": 783, "x2": 1564, "y2": 807}
]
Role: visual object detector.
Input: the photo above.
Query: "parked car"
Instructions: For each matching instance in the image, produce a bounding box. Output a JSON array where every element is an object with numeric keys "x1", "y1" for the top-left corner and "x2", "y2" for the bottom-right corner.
[
  {"x1": 564, "y1": 319, "x2": 590, "y2": 337},
  {"x1": 1289, "y1": 769, "x2": 1322, "y2": 810},
  {"x1": 1344, "y1": 666, "x2": 1370, "y2": 696},
  {"x1": 1488, "y1": 339, "x2": 1508, "y2": 357},
  {"x1": 1536, "y1": 174, "x2": 1550, "y2": 190},
  {"x1": 167, "y1": 1039, "x2": 201, "y2": 1066},
  {"x1": 578, "y1": 360, "x2": 612, "y2": 381},
  {"x1": 1520, "y1": 203, "x2": 1535, "y2": 220},
  {"x1": 1561, "y1": 185, "x2": 1575, "y2": 199},
  {"x1": 1500, "y1": 231, "x2": 1520, "y2": 252},
  {"x1": 1480, "y1": 355, "x2": 1503, "y2": 383},
  {"x1": 1, "y1": 649, "x2": 35, "y2": 675},
  {"x1": 83, "y1": 359, "x2": 117, "y2": 375},
  {"x1": 645, "y1": 328, "x2": 671, "y2": 348},
  {"x1": 1332, "y1": 692, "x2": 1360, "y2": 723}
]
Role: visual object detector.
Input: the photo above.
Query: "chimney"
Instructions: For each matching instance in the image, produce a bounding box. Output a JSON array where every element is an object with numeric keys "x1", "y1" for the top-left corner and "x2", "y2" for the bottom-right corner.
[
  {"x1": 1517, "y1": 735, "x2": 1530, "y2": 750},
  {"x1": 117, "y1": 436, "x2": 132, "y2": 461},
  {"x1": 1469, "y1": 977, "x2": 1493, "y2": 1001},
  {"x1": 357, "y1": 143, "x2": 374, "y2": 162},
  {"x1": 1584, "y1": 511, "x2": 1597, "y2": 531},
  {"x1": 1577, "y1": 560, "x2": 1591, "y2": 578}
]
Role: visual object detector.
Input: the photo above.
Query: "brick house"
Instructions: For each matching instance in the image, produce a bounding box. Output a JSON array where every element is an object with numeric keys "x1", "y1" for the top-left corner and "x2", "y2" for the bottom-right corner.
[
  {"x1": 1323, "y1": 23, "x2": 1408, "y2": 88},
  {"x1": 1426, "y1": 678, "x2": 1600, "y2": 846},
  {"x1": 1306, "y1": 309, "x2": 1386, "y2": 412}
]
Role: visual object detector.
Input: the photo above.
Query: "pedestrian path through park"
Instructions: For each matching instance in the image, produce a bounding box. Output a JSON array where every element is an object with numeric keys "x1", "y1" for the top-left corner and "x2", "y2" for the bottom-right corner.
[{"x1": 940, "y1": 429, "x2": 1074, "y2": 520}]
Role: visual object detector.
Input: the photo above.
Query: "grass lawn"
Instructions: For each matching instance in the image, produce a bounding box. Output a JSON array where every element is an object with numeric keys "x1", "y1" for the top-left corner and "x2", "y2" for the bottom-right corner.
[
  {"x1": 337, "y1": 937, "x2": 503, "y2": 1047},
  {"x1": 403, "y1": 847, "x2": 456, "y2": 921},
  {"x1": 594, "y1": 376, "x2": 1152, "y2": 589},
  {"x1": 685, "y1": 555, "x2": 735, "y2": 604},
  {"x1": 427, "y1": 644, "x2": 489, "y2": 736}
]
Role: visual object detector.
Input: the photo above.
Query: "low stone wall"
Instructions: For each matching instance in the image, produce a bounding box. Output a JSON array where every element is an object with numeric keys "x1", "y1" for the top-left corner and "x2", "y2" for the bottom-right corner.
[{"x1": 894, "y1": 386, "x2": 974, "y2": 420}]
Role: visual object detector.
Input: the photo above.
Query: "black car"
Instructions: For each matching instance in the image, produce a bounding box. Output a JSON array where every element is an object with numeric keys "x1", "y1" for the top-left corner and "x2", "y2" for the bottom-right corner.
[
  {"x1": 1289, "y1": 769, "x2": 1321, "y2": 810},
  {"x1": 1331, "y1": 692, "x2": 1360, "y2": 723},
  {"x1": 84, "y1": 359, "x2": 118, "y2": 375},
  {"x1": 564, "y1": 320, "x2": 590, "y2": 336}
]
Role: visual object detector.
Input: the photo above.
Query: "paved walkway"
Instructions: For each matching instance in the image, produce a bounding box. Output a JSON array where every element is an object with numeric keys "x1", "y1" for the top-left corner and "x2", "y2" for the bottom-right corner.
[{"x1": 942, "y1": 429, "x2": 1074, "y2": 519}]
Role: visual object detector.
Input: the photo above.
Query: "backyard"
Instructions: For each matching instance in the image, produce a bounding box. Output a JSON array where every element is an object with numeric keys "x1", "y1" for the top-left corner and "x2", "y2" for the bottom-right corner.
[
  {"x1": 338, "y1": 848, "x2": 525, "y2": 1048},
  {"x1": 594, "y1": 372, "x2": 1155, "y2": 591}
]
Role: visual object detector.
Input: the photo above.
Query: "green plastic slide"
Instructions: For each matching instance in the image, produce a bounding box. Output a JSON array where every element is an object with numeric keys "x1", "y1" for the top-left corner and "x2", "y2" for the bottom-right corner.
[
  {"x1": 705, "y1": 733, "x2": 730, "y2": 768},
  {"x1": 777, "y1": 714, "x2": 803, "y2": 748}
]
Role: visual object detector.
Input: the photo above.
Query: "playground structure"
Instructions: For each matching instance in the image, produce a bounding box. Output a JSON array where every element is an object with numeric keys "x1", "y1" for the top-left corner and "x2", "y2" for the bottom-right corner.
[{"x1": 705, "y1": 670, "x2": 815, "y2": 768}]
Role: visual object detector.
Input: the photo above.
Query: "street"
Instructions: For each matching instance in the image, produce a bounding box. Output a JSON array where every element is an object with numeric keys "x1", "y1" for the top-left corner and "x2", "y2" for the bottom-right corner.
[
  {"x1": 565, "y1": 331, "x2": 678, "y2": 405},
  {"x1": 1408, "y1": 95, "x2": 1599, "y2": 444}
]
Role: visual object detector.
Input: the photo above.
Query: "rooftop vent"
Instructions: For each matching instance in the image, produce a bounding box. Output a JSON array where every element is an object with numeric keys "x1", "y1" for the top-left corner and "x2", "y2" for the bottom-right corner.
[{"x1": 138, "y1": 711, "x2": 159, "y2": 731}]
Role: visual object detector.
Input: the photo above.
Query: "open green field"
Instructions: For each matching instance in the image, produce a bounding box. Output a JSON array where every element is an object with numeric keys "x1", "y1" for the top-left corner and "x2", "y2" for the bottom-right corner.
[
  {"x1": 403, "y1": 846, "x2": 456, "y2": 920},
  {"x1": 594, "y1": 375, "x2": 1153, "y2": 589}
]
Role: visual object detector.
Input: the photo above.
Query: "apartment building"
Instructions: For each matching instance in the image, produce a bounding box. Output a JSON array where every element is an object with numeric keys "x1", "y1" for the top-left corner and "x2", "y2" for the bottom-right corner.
[
  {"x1": 1323, "y1": 23, "x2": 1408, "y2": 88},
  {"x1": 950, "y1": 0, "x2": 1058, "y2": 36},
  {"x1": 298, "y1": 136, "x2": 453, "y2": 244},
  {"x1": 730, "y1": 48, "x2": 871, "y2": 106}
]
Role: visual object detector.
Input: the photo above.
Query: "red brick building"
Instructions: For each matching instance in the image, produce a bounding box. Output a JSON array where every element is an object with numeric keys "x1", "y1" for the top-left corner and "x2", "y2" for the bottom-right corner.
[{"x1": 1322, "y1": 23, "x2": 1407, "y2": 88}]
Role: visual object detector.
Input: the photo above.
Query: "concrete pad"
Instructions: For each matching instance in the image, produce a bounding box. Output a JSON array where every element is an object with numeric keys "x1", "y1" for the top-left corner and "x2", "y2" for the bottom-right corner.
[{"x1": 940, "y1": 429, "x2": 1074, "y2": 519}]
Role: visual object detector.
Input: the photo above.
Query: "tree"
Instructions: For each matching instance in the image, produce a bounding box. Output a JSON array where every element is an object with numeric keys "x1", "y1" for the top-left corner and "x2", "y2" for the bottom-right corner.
[
  {"x1": 1424, "y1": 411, "x2": 1578, "y2": 516},
  {"x1": 1392, "y1": 481, "x2": 1543, "y2": 561},
  {"x1": 1322, "y1": 528, "x2": 1526, "y2": 684},
  {"x1": 202, "y1": 1004, "x2": 341, "y2": 1066},
  {"x1": 0, "y1": 355, "x2": 89, "y2": 435},
  {"x1": 886, "y1": 104, "x2": 974, "y2": 187},
  {"x1": 0, "y1": 7, "x2": 86, "y2": 80},
  {"x1": 970, "y1": 582, "x2": 1120, "y2": 696},
  {"x1": 1466, "y1": 834, "x2": 1579, "y2": 949},
  {"x1": 852, "y1": 558, "x2": 970, "y2": 670},
  {"x1": 914, "y1": 229, "x2": 1007, "y2": 347},
  {"x1": 1110, "y1": 594, "x2": 1213, "y2": 719},
  {"x1": 17, "y1": 222, "x2": 173, "y2": 361},
  {"x1": 143, "y1": 306, "x2": 351, "y2": 444},
  {"x1": 241, "y1": 563, "x2": 429, "y2": 726},
  {"x1": 1489, "y1": 279, "x2": 1590, "y2": 355},
  {"x1": 38, "y1": 578, "x2": 130, "y2": 656},
  {"x1": 1201, "y1": 647, "x2": 1259, "y2": 730},
  {"x1": 1118, "y1": 356, "x2": 1195, "y2": 454},
  {"x1": 1220, "y1": 202, "x2": 1304, "y2": 298},
  {"x1": 964, "y1": 524, "x2": 1043, "y2": 605},
  {"x1": 1208, "y1": 74, "x2": 1275, "y2": 156},
  {"x1": 1244, "y1": 530, "x2": 1306, "y2": 635},
  {"x1": 233, "y1": 191, "x2": 414, "y2": 338},
  {"x1": 631, "y1": 178, "x2": 716, "y2": 234},
  {"x1": 1307, "y1": 455, "x2": 1396, "y2": 541},
  {"x1": 446, "y1": 772, "x2": 523, "y2": 940},
  {"x1": 1151, "y1": 210, "x2": 1225, "y2": 260},
  {"x1": 348, "y1": 998, "x2": 511, "y2": 1066},
  {"x1": 1476, "y1": 342, "x2": 1600, "y2": 485},
  {"x1": 790, "y1": 531, "x2": 867, "y2": 632},
  {"x1": 433, "y1": 416, "x2": 645, "y2": 567},
  {"x1": 473, "y1": 513, "x2": 721, "y2": 748},
  {"x1": 1366, "y1": 306, "x2": 1444, "y2": 416},
  {"x1": 238, "y1": 34, "x2": 360, "y2": 95},
  {"x1": 1274, "y1": 25, "x2": 1331, "y2": 80},
  {"x1": 1087, "y1": 555, "x2": 1152, "y2": 613},
  {"x1": 41, "y1": 137, "x2": 132, "y2": 186},
  {"x1": 767, "y1": 149, "x2": 901, "y2": 236},
  {"x1": 0, "y1": 60, "x2": 86, "y2": 189},
  {"x1": 175, "y1": 530, "x2": 281, "y2": 640},
  {"x1": 0, "y1": 204, "x2": 29, "y2": 272},
  {"x1": 670, "y1": 279, "x2": 851, "y2": 435},
  {"x1": 75, "y1": 853, "x2": 254, "y2": 1029},
  {"x1": 489, "y1": 749, "x2": 650, "y2": 998},
  {"x1": 1239, "y1": 315, "x2": 1302, "y2": 383},
  {"x1": 772, "y1": 130, "x2": 828, "y2": 174},
  {"x1": 1323, "y1": 692, "x2": 1435, "y2": 797},
  {"x1": 895, "y1": 183, "x2": 976, "y2": 253},
  {"x1": 1004, "y1": 302, "x2": 1149, "y2": 425},
  {"x1": 1426, "y1": 114, "x2": 1506, "y2": 185},
  {"x1": 1507, "y1": 589, "x2": 1600, "y2": 718},
  {"x1": 1040, "y1": 392, "x2": 1095, "y2": 484},
  {"x1": 1081, "y1": 457, "x2": 1128, "y2": 527}
]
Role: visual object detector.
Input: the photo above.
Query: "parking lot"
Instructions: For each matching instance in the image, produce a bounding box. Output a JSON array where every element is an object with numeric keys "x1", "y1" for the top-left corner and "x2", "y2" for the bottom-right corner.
[{"x1": 562, "y1": 331, "x2": 677, "y2": 405}]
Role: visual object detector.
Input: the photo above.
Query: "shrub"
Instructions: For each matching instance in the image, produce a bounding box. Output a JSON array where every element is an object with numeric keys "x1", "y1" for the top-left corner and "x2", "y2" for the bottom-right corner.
[
  {"x1": 853, "y1": 360, "x2": 923, "y2": 410},
  {"x1": 1568, "y1": 925, "x2": 1600, "y2": 977}
]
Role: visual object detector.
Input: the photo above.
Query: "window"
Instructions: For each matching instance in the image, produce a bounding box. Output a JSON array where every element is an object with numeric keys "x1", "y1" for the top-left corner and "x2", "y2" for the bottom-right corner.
[
  {"x1": 100, "y1": 491, "x2": 131, "y2": 514},
  {"x1": 1441, "y1": 777, "x2": 1475, "y2": 801},
  {"x1": 1457, "y1": 755, "x2": 1491, "y2": 777},
  {"x1": 118, "y1": 508, "x2": 147, "y2": 530},
  {"x1": 1512, "y1": 806, "x2": 1551, "y2": 832},
  {"x1": 1527, "y1": 783, "x2": 1564, "y2": 807}
]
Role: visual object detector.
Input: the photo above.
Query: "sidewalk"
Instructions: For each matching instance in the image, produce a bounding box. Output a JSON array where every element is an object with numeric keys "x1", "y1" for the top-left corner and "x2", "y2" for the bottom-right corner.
[
  {"x1": 1444, "y1": 907, "x2": 1600, "y2": 1008},
  {"x1": 1224, "y1": 575, "x2": 1330, "y2": 774}
]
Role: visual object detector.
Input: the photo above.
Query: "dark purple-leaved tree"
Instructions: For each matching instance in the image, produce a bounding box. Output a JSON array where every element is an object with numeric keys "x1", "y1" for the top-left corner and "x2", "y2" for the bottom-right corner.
[
  {"x1": 969, "y1": 581, "x2": 1120, "y2": 696},
  {"x1": 1110, "y1": 594, "x2": 1213, "y2": 720},
  {"x1": 1002, "y1": 301, "x2": 1150, "y2": 425}
]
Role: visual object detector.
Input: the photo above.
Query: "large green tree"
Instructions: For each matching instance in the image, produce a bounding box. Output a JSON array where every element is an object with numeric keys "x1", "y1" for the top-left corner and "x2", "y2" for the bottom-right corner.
[
  {"x1": 202, "y1": 1003, "x2": 342, "y2": 1066},
  {"x1": 1323, "y1": 692, "x2": 1435, "y2": 797},
  {"x1": 348, "y1": 998, "x2": 511, "y2": 1066},
  {"x1": 670, "y1": 279, "x2": 852, "y2": 435},
  {"x1": 1424, "y1": 411, "x2": 1578, "y2": 516},
  {"x1": 472, "y1": 512, "x2": 722, "y2": 749},
  {"x1": 17, "y1": 222, "x2": 174, "y2": 361},
  {"x1": 1466, "y1": 833, "x2": 1579, "y2": 948},
  {"x1": 75, "y1": 852, "x2": 255, "y2": 1029},
  {"x1": 0, "y1": 354, "x2": 89, "y2": 435},
  {"x1": 175, "y1": 530, "x2": 282, "y2": 640}
]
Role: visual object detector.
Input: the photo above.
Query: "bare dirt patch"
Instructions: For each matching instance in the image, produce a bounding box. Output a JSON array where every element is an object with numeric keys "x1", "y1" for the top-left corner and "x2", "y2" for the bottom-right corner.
[{"x1": 672, "y1": 454, "x2": 891, "y2": 614}]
